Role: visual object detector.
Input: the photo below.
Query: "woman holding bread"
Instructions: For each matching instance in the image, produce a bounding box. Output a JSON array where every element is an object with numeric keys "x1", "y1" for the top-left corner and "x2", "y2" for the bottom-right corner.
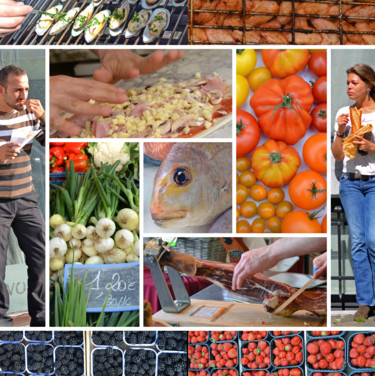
[{"x1": 332, "y1": 63, "x2": 375, "y2": 321}]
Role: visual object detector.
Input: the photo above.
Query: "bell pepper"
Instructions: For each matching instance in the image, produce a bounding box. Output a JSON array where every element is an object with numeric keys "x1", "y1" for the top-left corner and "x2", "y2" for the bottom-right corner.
[
  {"x1": 63, "y1": 142, "x2": 88, "y2": 155},
  {"x1": 67, "y1": 154, "x2": 90, "y2": 172},
  {"x1": 50, "y1": 167, "x2": 65, "y2": 173},
  {"x1": 50, "y1": 142, "x2": 66, "y2": 147},
  {"x1": 50, "y1": 146, "x2": 66, "y2": 168}
]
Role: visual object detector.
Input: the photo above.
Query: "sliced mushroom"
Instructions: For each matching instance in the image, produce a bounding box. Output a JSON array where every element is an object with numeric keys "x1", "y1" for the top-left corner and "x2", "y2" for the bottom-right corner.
[
  {"x1": 171, "y1": 114, "x2": 196, "y2": 133},
  {"x1": 207, "y1": 89, "x2": 223, "y2": 105},
  {"x1": 142, "y1": 125, "x2": 155, "y2": 138},
  {"x1": 112, "y1": 109, "x2": 126, "y2": 117},
  {"x1": 158, "y1": 120, "x2": 172, "y2": 135}
]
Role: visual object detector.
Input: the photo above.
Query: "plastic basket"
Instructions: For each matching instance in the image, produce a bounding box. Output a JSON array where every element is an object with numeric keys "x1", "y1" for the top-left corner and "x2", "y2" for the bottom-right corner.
[
  {"x1": 270, "y1": 335, "x2": 304, "y2": 368},
  {"x1": 306, "y1": 337, "x2": 346, "y2": 372},
  {"x1": 347, "y1": 332, "x2": 375, "y2": 370},
  {"x1": 26, "y1": 343, "x2": 54, "y2": 375},
  {"x1": 91, "y1": 347, "x2": 123, "y2": 376},
  {"x1": 158, "y1": 351, "x2": 187, "y2": 376},
  {"x1": 53, "y1": 331, "x2": 84, "y2": 347},
  {"x1": 24, "y1": 331, "x2": 53, "y2": 343},
  {"x1": 0, "y1": 343, "x2": 26, "y2": 374},
  {"x1": 172, "y1": 238, "x2": 227, "y2": 262},
  {"x1": 188, "y1": 331, "x2": 210, "y2": 345},
  {"x1": 54, "y1": 346, "x2": 84, "y2": 376},
  {"x1": 124, "y1": 348, "x2": 158, "y2": 376},
  {"x1": 91, "y1": 331, "x2": 125, "y2": 348},
  {"x1": 210, "y1": 331, "x2": 238, "y2": 343},
  {"x1": 240, "y1": 339, "x2": 271, "y2": 371},
  {"x1": 0, "y1": 331, "x2": 24, "y2": 344},
  {"x1": 189, "y1": 344, "x2": 211, "y2": 372},
  {"x1": 125, "y1": 331, "x2": 157, "y2": 346}
]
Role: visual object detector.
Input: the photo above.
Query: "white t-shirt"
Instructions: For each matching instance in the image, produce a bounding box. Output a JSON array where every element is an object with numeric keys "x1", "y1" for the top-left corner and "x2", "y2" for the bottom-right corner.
[{"x1": 335, "y1": 106, "x2": 375, "y2": 175}]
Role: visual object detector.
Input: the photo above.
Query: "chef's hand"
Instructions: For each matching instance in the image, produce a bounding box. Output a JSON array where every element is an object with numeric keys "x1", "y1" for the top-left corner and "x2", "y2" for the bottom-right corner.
[
  {"x1": 0, "y1": 0, "x2": 32, "y2": 36},
  {"x1": 26, "y1": 99, "x2": 45, "y2": 121},
  {"x1": 352, "y1": 135, "x2": 375, "y2": 153},
  {"x1": 232, "y1": 246, "x2": 277, "y2": 291},
  {"x1": 49, "y1": 75, "x2": 127, "y2": 136},
  {"x1": 92, "y1": 50, "x2": 185, "y2": 84},
  {"x1": 313, "y1": 252, "x2": 327, "y2": 279},
  {"x1": 0, "y1": 142, "x2": 21, "y2": 161}
]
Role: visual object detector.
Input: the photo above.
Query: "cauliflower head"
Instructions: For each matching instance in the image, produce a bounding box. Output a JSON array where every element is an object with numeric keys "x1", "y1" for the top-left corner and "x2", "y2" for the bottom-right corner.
[{"x1": 93, "y1": 142, "x2": 130, "y2": 172}]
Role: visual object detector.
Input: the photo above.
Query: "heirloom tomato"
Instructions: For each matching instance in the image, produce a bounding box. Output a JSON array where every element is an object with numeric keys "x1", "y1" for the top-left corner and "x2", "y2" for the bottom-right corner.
[
  {"x1": 250, "y1": 75, "x2": 314, "y2": 145},
  {"x1": 251, "y1": 140, "x2": 301, "y2": 188},
  {"x1": 262, "y1": 49, "x2": 309, "y2": 78}
]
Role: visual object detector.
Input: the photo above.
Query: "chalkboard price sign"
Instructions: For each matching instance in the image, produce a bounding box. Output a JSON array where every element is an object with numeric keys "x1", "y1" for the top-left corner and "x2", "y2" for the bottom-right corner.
[{"x1": 64, "y1": 262, "x2": 139, "y2": 312}]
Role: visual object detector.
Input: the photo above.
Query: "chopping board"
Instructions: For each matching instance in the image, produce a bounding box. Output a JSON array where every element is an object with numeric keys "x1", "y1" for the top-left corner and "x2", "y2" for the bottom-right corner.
[{"x1": 152, "y1": 299, "x2": 326, "y2": 327}]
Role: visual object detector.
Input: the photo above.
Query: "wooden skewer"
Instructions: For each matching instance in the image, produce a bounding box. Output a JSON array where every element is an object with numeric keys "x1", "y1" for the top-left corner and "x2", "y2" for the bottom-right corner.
[{"x1": 273, "y1": 277, "x2": 317, "y2": 315}]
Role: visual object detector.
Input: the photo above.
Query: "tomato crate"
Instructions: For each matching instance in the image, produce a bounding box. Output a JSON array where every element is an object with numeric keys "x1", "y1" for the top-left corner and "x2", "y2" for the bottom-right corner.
[
  {"x1": 271, "y1": 366, "x2": 305, "y2": 376},
  {"x1": 189, "y1": 344, "x2": 211, "y2": 372},
  {"x1": 270, "y1": 332, "x2": 302, "y2": 338},
  {"x1": 347, "y1": 332, "x2": 375, "y2": 370},
  {"x1": 240, "y1": 339, "x2": 271, "y2": 371},
  {"x1": 189, "y1": 331, "x2": 210, "y2": 345},
  {"x1": 306, "y1": 337, "x2": 346, "y2": 372},
  {"x1": 210, "y1": 332, "x2": 239, "y2": 343},
  {"x1": 307, "y1": 332, "x2": 347, "y2": 339},
  {"x1": 240, "y1": 332, "x2": 270, "y2": 342},
  {"x1": 210, "y1": 341, "x2": 239, "y2": 370},
  {"x1": 270, "y1": 335, "x2": 304, "y2": 368}
]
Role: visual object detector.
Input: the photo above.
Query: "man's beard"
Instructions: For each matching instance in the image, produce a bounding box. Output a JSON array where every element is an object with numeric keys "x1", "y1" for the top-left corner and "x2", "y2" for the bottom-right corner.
[{"x1": 4, "y1": 94, "x2": 24, "y2": 111}]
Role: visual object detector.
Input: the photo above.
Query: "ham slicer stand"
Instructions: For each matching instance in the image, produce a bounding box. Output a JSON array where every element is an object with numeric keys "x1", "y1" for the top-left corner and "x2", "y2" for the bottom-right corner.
[{"x1": 144, "y1": 239, "x2": 191, "y2": 313}]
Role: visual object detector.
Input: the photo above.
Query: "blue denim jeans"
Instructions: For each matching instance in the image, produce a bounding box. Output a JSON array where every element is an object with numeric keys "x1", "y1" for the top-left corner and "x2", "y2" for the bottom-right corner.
[{"x1": 339, "y1": 174, "x2": 375, "y2": 306}]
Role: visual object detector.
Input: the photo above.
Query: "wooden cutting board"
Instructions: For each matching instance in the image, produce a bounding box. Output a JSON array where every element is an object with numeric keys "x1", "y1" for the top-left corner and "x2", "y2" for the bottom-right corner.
[{"x1": 152, "y1": 299, "x2": 326, "y2": 327}]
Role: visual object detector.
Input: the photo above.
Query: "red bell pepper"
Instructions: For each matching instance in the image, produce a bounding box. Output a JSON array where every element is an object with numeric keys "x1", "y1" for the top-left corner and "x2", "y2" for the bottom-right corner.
[
  {"x1": 63, "y1": 142, "x2": 88, "y2": 155},
  {"x1": 50, "y1": 142, "x2": 66, "y2": 147},
  {"x1": 50, "y1": 146, "x2": 66, "y2": 168},
  {"x1": 50, "y1": 167, "x2": 65, "y2": 173},
  {"x1": 67, "y1": 154, "x2": 90, "y2": 172}
]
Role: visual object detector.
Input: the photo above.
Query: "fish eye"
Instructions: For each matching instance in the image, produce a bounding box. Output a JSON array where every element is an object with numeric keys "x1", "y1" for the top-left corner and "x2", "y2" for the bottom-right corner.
[{"x1": 173, "y1": 167, "x2": 192, "y2": 186}]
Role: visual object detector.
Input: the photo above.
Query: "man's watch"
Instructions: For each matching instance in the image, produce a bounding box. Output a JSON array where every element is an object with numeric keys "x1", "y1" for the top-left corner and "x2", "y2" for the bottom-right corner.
[{"x1": 336, "y1": 132, "x2": 345, "y2": 138}]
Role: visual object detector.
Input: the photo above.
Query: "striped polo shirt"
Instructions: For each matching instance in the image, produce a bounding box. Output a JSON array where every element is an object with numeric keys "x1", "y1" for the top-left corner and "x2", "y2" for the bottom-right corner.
[{"x1": 0, "y1": 108, "x2": 43, "y2": 199}]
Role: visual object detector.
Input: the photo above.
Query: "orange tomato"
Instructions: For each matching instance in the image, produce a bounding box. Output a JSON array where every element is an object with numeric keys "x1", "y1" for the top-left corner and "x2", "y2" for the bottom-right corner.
[
  {"x1": 281, "y1": 210, "x2": 322, "y2": 233},
  {"x1": 236, "y1": 157, "x2": 251, "y2": 172},
  {"x1": 249, "y1": 184, "x2": 267, "y2": 201},
  {"x1": 321, "y1": 214, "x2": 327, "y2": 233},
  {"x1": 236, "y1": 207, "x2": 240, "y2": 221},
  {"x1": 258, "y1": 202, "x2": 276, "y2": 219},
  {"x1": 276, "y1": 201, "x2": 293, "y2": 218},
  {"x1": 237, "y1": 220, "x2": 251, "y2": 233},
  {"x1": 267, "y1": 188, "x2": 285, "y2": 204},
  {"x1": 289, "y1": 170, "x2": 327, "y2": 210},
  {"x1": 251, "y1": 218, "x2": 266, "y2": 233},
  {"x1": 267, "y1": 216, "x2": 282, "y2": 233},
  {"x1": 240, "y1": 201, "x2": 257, "y2": 218},
  {"x1": 236, "y1": 185, "x2": 248, "y2": 205},
  {"x1": 303, "y1": 133, "x2": 327, "y2": 174},
  {"x1": 239, "y1": 170, "x2": 256, "y2": 188}
]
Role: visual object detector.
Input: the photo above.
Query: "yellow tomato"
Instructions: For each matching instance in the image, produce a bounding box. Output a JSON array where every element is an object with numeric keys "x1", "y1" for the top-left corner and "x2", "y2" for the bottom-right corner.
[
  {"x1": 237, "y1": 219, "x2": 251, "y2": 233},
  {"x1": 240, "y1": 201, "x2": 257, "y2": 218},
  {"x1": 249, "y1": 184, "x2": 267, "y2": 201},
  {"x1": 267, "y1": 188, "x2": 285, "y2": 204},
  {"x1": 236, "y1": 156, "x2": 251, "y2": 172},
  {"x1": 247, "y1": 67, "x2": 272, "y2": 91},
  {"x1": 258, "y1": 202, "x2": 276, "y2": 219},
  {"x1": 251, "y1": 218, "x2": 266, "y2": 233},
  {"x1": 236, "y1": 49, "x2": 257, "y2": 77},
  {"x1": 267, "y1": 216, "x2": 282, "y2": 233},
  {"x1": 236, "y1": 74, "x2": 249, "y2": 108},
  {"x1": 276, "y1": 201, "x2": 294, "y2": 218},
  {"x1": 239, "y1": 170, "x2": 256, "y2": 188}
]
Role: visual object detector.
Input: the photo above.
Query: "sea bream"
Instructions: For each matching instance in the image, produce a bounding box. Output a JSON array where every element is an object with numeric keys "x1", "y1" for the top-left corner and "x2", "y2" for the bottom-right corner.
[{"x1": 149, "y1": 143, "x2": 232, "y2": 232}]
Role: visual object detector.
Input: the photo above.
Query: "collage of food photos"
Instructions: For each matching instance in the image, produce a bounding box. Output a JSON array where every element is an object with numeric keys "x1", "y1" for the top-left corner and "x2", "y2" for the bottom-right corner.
[{"x1": 0, "y1": 0, "x2": 375, "y2": 375}]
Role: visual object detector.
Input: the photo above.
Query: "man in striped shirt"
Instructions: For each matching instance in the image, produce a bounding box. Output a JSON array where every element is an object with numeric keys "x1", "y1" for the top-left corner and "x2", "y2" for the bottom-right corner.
[{"x1": 0, "y1": 65, "x2": 45, "y2": 327}]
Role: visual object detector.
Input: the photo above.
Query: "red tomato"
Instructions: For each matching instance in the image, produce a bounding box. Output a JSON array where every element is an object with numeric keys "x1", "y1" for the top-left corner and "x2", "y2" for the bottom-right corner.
[
  {"x1": 236, "y1": 109, "x2": 261, "y2": 157},
  {"x1": 311, "y1": 103, "x2": 327, "y2": 132},
  {"x1": 308, "y1": 51, "x2": 327, "y2": 77},
  {"x1": 303, "y1": 133, "x2": 327, "y2": 174},
  {"x1": 282, "y1": 210, "x2": 322, "y2": 233},
  {"x1": 321, "y1": 214, "x2": 327, "y2": 233},
  {"x1": 312, "y1": 76, "x2": 327, "y2": 103}
]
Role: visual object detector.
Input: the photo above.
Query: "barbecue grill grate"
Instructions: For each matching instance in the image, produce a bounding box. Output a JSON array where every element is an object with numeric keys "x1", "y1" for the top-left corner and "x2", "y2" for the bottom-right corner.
[
  {"x1": 0, "y1": 0, "x2": 188, "y2": 45},
  {"x1": 188, "y1": 0, "x2": 375, "y2": 45}
]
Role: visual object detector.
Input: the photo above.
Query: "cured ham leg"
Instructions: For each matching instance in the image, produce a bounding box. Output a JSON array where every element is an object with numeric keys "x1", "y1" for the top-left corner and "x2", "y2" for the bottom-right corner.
[{"x1": 159, "y1": 249, "x2": 326, "y2": 317}]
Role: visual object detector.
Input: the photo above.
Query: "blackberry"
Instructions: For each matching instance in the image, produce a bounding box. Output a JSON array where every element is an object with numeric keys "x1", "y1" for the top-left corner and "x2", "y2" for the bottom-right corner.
[
  {"x1": 25, "y1": 331, "x2": 53, "y2": 342},
  {"x1": 0, "y1": 331, "x2": 23, "y2": 342},
  {"x1": 92, "y1": 331, "x2": 125, "y2": 348},
  {"x1": 54, "y1": 331, "x2": 83, "y2": 346},
  {"x1": 157, "y1": 331, "x2": 187, "y2": 351},
  {"x1": 93, "y1": 348, "x2": 122, "y2": 376},
  {"x1": 55, "y1": 346, "x2": 84, "y2": 376},
  {"x1": 125, "y1": 331, "x2": 156, "y2": 344}
]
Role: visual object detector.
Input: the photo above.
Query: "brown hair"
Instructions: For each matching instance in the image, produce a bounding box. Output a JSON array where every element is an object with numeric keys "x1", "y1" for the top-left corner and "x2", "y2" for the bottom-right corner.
[
  {"x1": 0, "y1": 65, "x2": 27, "y2": 88},
  {"x1": 347, "y1": 64, "x2": 375, "y2": 101}
]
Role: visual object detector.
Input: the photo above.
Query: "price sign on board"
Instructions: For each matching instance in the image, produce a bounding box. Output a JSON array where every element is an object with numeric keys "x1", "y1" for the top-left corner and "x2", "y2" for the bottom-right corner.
[{"x1": 64, "y1": 262, "x2": 139, "y2": 312}]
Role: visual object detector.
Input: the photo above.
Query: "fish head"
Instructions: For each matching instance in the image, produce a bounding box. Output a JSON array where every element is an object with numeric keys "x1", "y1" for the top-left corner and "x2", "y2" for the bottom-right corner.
[{"x1": 150, "y1": 143, "x2": 232, "y2": 228}]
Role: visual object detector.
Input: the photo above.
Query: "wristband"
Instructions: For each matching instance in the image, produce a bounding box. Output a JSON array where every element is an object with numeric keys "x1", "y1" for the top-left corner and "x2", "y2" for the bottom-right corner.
[{"x1": 336, "y1": 132, "x2": 345, "y2": 138}]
